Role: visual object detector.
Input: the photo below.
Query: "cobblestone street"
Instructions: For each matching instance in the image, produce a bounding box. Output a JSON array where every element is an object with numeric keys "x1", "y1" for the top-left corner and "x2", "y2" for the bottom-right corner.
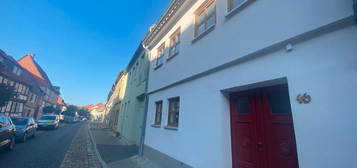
[{"x1": 60, "y1": 123, "x2": 102, "y2": 168}]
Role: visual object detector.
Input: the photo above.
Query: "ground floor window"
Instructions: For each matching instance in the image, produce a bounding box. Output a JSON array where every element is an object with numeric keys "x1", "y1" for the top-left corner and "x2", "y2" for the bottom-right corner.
[
  {"x1": 167, "y1": 97, "x2": 180, "y2": 127},
  {"x1": 154, "y1": 101, "x2": 163, "y2": 125}
]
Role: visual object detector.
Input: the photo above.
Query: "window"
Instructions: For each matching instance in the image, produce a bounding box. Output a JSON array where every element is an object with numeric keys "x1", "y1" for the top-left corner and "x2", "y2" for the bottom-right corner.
[
  {"x1": 154, "y1": 101, "x2": 163, "y2": 125},
  {"x1": 167, "y1": 97, "x2": 180, "y2": 127},
  {"x1": 195, "y1": 0, "x2": 216, "y2": 37},
  {"x1": 169, "y1": 28, "x2": 181, "y2": 58},
  {"x1": 12, "y1": 66, "x2": 18, "y2": 74},
  {"x1": 155, "y1": 43, "x2": 165, "y2": 68},
  {"x1": 18, "y1": 84, "x2": 23, "y2": 93},
  {"x1": 0, "y1": 56, "x2": 4, "y2": 62},
  {"x1": 12, "y1": 66, "x2": 21, "y2": 76},
  {"x1": 6, "y1": 101, "x2": 12, "y2": 112},
  {"x1": 228, "y1": 0, "x2": 248, "y2": 12},
  {"x1": 235, "y1": 97, "x2": 249, "y2": 114}
]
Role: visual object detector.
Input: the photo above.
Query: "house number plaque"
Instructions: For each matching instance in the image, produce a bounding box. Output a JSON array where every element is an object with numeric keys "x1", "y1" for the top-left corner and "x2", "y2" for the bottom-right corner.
[{"x1": 296, "y1": 93, "x2": 311, "y2": 104}]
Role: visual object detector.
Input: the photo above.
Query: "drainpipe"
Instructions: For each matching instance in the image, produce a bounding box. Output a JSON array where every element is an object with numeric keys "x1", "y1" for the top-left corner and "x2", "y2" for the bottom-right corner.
[
  {"x1": 139, "y1": 47, "x2": 151, "y2": 157},
  {"x1": 353, "y1": 0, "x2": 357, "y2": 24}
]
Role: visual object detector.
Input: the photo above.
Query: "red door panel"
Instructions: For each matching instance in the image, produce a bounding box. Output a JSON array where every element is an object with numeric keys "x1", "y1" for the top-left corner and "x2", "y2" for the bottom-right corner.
[
  {"x1": 230, "y1": 84, "x2": 299, "y2": 168},
  {"x1": 230, "y1": 92, "x2": 259, "y2": 168},
  {"x1": 262, "y1": 85, "x2": 299, "y2": 168}
]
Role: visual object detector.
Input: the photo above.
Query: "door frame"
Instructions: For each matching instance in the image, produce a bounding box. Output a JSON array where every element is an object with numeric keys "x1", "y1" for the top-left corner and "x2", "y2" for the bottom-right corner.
[{"x1": 228, "y1": 83, "x2": 299, "y2": 168}]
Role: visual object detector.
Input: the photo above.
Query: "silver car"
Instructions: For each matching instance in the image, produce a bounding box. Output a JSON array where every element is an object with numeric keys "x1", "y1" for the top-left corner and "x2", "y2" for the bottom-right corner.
[{"x1": 37, "y1": 115, "x2": 60, "y2": 130}]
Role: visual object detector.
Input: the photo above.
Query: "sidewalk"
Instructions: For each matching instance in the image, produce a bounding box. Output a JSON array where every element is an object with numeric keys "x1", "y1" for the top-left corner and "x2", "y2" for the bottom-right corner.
[
  {"x1": 89, "y1": 124, "x2": 160, "y2": 168},
  {"x1": 60, "y1": 123, "x2": 103, "y2": 168}
]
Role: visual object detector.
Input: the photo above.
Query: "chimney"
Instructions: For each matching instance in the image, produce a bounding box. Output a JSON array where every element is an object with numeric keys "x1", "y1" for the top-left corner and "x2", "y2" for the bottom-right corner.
[{"x1": 27, "y1": 53, "x2": 35, "y2": 59}]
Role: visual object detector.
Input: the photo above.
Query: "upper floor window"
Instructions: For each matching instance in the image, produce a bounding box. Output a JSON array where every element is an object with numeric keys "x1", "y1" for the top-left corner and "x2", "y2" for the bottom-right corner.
[
  {"x1": 12, "y1": 66, "x2": 21, "y2": 76},
  {"x1": 169, "y1": 28, "x2": 181, "y2": 58},
  {"x1": 195, "y1": 0, "x2": 216, "y2": 37},
  {"x1": 167, "y1": 97, "x2": 180, "y2": 127},
  {"x1": 228, "y1": 0, "x2": 249, "y2": 12},
  {"x1": 155, "y1": 43, "x2": 165, "y2": 68},
  {"x1": 154, "y1": 101, "x2": 163, "y2": 126}
]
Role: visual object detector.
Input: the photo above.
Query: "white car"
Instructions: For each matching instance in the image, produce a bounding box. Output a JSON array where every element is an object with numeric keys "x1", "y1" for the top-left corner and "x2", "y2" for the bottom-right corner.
[{"x1": 37, "y1": 115, "x2": 60, "y2": 130}]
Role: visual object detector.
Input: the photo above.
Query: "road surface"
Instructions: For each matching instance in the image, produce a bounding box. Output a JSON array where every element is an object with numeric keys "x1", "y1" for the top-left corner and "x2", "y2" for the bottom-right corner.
[{"x1": 0, "y1": 122, "x2": 82, "y2": 168}]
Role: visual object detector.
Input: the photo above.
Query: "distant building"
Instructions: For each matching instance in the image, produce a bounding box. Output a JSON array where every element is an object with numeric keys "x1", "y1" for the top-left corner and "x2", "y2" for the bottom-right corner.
[
  {"x1": 104, "y1": 70, "x2": 127, "y2": 132},
  {"x1": 57, "y1": 96, "x2": 66, "y2": 112},
  {"x1": 0, "y1": 50, "x2": 41, "y2": 117},
  {"x1": 18, "y1": 54, "x2": 61, "y2": 110},
  {"x1": 88, "y1": 103, "x2": 105, "y2": 121},
  {"x1": 0, "y1": 51, "x2": 61, "y2": 119},
  {"x1": 115, "y1": 43, "x2": 149, "y2": 146}
]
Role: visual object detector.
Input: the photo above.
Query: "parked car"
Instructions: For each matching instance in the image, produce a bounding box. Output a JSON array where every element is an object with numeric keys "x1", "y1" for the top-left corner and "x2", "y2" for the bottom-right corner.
[
  {"x1": 37, "y1": 115, "x2": 60, "y2": 130},
  {"x1": 11, "y1": 117, "x2": 37, "y2": 142},
  {"x1": 63, "y1": 115, "x2": 79, "y2": 123},
  {"x1": 0, "y1": 115, "x2": 16, "y2": 151}
]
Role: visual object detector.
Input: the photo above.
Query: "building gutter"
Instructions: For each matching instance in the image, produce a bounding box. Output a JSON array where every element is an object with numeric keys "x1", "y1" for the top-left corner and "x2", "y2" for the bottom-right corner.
[
  {"x1": 138, "y1": 47, "x2": 151, "y2": 156},
  {"x1": 352, "y1": 0, "x2": 357, "y2": 24}
]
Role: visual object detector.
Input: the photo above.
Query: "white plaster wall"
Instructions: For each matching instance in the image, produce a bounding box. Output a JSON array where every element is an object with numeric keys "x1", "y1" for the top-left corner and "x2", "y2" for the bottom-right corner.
[
  {"x1": 147, "y1": 0, "x2": 354, "y2": 92},
  {"x1": 145, "y1": 24, "x2": 357, "y2": 168}
]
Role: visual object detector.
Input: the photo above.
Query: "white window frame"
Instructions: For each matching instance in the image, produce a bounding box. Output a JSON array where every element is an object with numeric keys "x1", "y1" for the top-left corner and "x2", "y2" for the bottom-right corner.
[
  {"x1": 194, "y1": 0, "x2": 216, "y2": 38},
  {"x1": 226, "y1": 0, "x2": 251, "y2": 17},
  {"x1": 169, "y1": 28, "x2": 181, "y2": 58},
  {"x1": 155, "y1": 43, "x2": 165, "y2": 68}
]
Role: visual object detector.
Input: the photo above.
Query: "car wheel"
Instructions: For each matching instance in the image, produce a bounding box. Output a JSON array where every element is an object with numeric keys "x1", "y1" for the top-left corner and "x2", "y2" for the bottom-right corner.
[
  {"x1": 5, "y1": 137, "x2": 15, "y2": 151},
  {"x1": 22, "y1": 132, "x2": 27, "y2": 142}
]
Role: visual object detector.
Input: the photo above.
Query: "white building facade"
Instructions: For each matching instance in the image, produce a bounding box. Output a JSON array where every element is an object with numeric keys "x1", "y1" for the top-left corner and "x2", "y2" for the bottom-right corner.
[{"x1": 143, "y1": 0, "x2": 357, "y2": 168}]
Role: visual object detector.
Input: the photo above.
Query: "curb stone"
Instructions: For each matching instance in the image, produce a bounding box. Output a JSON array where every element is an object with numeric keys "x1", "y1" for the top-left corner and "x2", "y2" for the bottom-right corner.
[{"x1": 88, "y1": 124, "x2": 109, "y2": 168}]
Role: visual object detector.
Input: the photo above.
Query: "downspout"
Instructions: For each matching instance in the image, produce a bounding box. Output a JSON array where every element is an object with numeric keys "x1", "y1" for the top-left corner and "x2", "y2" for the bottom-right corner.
[
  {"x1": 353, "y1": 0, "x2": 357, "y2": 24},
  {"x1": 139, "y1": 46, "x2": 151, "y2": 156}
]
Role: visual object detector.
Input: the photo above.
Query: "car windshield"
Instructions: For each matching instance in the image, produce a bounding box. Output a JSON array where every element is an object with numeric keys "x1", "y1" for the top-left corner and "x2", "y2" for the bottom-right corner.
[
  {"x1": 40, "y1": 116, "x2": 56, "y2": 120},
  {"x1": 11, "y1": 118, "x2": 28, "y2": 125}
]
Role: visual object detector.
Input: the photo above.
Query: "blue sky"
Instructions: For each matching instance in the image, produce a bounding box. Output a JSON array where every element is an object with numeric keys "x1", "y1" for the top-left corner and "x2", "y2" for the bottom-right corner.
[{"x1": 0, "y1": 0, "x2": 170, "y2": 106}]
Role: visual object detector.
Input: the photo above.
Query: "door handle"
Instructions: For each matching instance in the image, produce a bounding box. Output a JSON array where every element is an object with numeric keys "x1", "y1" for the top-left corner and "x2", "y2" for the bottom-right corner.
[{"x1": 257, "y1": 142, "x2": 264, "y2": 152}]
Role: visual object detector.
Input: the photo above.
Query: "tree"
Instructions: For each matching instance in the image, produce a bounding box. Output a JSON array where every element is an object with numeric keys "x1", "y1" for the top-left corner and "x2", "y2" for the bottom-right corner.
[
  {"x1": 78, "y1": 108, "x2": 90, "y2": 118},
  {"x1": 0, "y1": 83, "x2": 16, "y2": 107},
  {"x1": 62, "y1": 105, "x2": 78, "y2": 117},
  {"x1": 43, "y1": 106, "x2": 56, "y2": 114}
]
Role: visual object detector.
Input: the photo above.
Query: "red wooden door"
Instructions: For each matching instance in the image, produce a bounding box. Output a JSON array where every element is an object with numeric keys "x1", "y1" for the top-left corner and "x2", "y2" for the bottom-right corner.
[
  {"x1": 230, "y1": 91, "x2": 260, "y2": 168},
  {"x1": 230, "y1": 84, "x2": 299, "y2": 168}
]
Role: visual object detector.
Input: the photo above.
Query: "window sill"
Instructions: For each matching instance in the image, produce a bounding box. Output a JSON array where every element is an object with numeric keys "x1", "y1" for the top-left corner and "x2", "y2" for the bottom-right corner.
[
  {"x1": 151, "y1": 124, "x2": 161, "y2": 128},
  {"x1": 167, "y1": 52, "x2": 179, "y2": 62},
  {"x1": 153, "y1": 63, "x2": 163, "y2": 70},
  {"x1": 225, "y1": 0, "x2": 251, "y2": 19},
  {"x1": 164, "y1": 125, "x2": 178, "y2": 131},
  {"x1": 192, "y1": 24, "x2": 216, "y2": 44}
]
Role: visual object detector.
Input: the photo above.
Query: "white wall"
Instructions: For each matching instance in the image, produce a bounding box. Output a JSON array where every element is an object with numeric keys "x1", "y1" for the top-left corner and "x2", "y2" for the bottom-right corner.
[
  {"x1": 147, "y1": 0, "x2": 354, "y2": 93},
  {"x1": 145, "y1": 0, "x2": 357, "y2": 167},
  {"x1": 145, "y1": 23, "x2": 357, "y2": 168}
]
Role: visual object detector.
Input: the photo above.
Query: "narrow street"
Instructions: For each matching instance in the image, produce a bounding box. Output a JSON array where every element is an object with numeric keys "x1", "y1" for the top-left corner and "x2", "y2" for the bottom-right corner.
[
  {"x1": 0, "y1": 123, "x2": 82, "y2": 168},
  {"x1": 0, "y1": 1, "x2": 356, "y2": 168}
]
